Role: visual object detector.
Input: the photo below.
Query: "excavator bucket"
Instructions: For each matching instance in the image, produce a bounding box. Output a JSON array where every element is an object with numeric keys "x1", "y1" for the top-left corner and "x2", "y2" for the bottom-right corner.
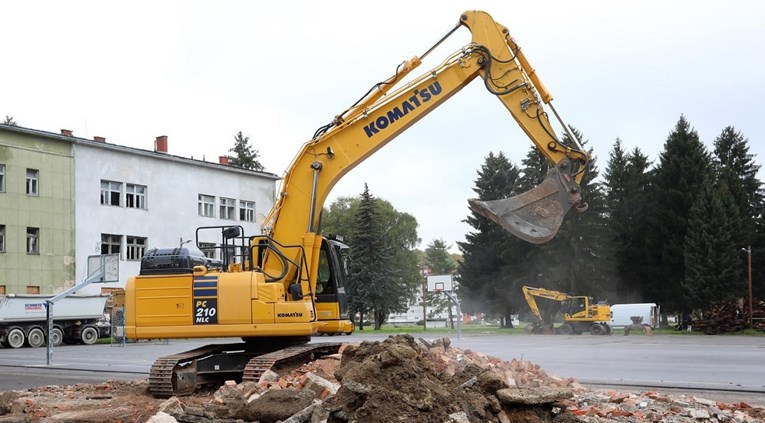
[{"x1": 468, "y1": 165, "x2": 585, "y2": 244}]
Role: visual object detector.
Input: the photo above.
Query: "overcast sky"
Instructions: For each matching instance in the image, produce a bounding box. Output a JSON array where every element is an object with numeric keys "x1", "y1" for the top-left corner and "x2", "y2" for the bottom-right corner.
[{"x1": 3, "y1": 1, "x2": 764, "y2": 252}]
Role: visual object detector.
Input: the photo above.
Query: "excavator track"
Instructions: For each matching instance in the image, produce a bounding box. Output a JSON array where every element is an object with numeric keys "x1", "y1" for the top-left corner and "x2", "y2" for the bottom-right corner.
[
  {"x1": 149, "y1": 342, "x2": 342, "y2": 398},
  {"x1": 149, "y1": 343, "x2": 249, "y2": 398},
  {"x1": 242, "y1": 342, "x2": 342, "y2": 383}
]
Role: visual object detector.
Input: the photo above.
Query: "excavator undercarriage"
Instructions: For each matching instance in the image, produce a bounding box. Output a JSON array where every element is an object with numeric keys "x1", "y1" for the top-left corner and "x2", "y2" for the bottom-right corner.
[{"x1": 149, "y1": 339, "x2": 342, "y2": 398}]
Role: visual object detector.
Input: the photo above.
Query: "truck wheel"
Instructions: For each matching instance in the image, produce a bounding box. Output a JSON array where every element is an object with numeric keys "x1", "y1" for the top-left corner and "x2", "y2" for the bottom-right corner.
[
  {"x1": 26, "y1": 328, "x2": 46, "y2": 348},
  {"x1": 590, "y1": 323, "x2": 604, "y2": 335},
  {"x1": 50, "y1": 327, "x2": 64, "y2": 347},
  {"x1": 558, "y1": 324, "x2": 573, "y2": 335},
  {"x1": 6, "y1": 328, "x2": 26, "y2": 349},
  {"x1": 80, "y1": 326, "x2": 99, "y2": 345}
]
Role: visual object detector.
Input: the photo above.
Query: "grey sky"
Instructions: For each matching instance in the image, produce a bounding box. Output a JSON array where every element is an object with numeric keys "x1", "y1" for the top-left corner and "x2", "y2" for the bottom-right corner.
[{"x1": 2, "y1": 1, "x2": 763, "y2": 252}]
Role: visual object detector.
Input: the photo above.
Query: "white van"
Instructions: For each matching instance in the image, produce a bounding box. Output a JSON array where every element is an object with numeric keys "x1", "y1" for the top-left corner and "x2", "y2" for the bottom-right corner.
[{"x1": 609, "y1": 303, "x2": 660, "y2": 328}]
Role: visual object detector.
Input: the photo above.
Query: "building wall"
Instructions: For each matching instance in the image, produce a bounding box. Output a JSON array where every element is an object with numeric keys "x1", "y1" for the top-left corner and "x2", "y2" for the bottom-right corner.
[
  {"x1": 0, "y1": 128, "x2": 75, "y2": 294},
  {"x1": 73, "y1": 141, "x2": 278, "y2": 293}
]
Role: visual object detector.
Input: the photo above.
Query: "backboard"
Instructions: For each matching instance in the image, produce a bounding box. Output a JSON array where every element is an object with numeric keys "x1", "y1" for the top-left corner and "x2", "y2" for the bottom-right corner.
[
  {"x1": 427, "y1": 274, "x2": 453, "y2": 292},
  {"x1": 87, "y1": 254, "x2": 120, "y2": 283}
]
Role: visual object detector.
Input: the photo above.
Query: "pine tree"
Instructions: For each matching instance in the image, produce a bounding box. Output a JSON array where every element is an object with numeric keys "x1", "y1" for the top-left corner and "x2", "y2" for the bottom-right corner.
[
  {"x1": 712, "y1": 126, "x2": 764, "y2": 245},
  {"x1": 457, "y1": 152, "x2": 527, "y2": 327},
  {"x1": 683, "y1": 180, "x2": 744, "y2": 309},
  {"x1": 228, "y1": 131, "x2": 264, "y2": 171},
  {"x1": 425, "y1": 239, "x2": 457, "y2": 275},
  {"x1": 643, "y1": 115, "x2": 712, "y2": 314},
  {"x1": 322, "y1": 195, "x2": 420, "y2": 310},
  {"x1": 604, "y1": 139, "x2": 629, "y2": 226},
  {"x1": 617, "y1": 147, "x2": 653, "y2": 300},
  {"x1": 2, "y1": 115, "x2": 17, "y2": 126},
  {"x1": 347, "y1": 184, "x2": 402, "y2": 330},
  {"x1": 603, "y1": 140, "x2": 654, "y2": 301},
  {"x1": 753, "y1": 214, "x2": 765, "y2": 299}
]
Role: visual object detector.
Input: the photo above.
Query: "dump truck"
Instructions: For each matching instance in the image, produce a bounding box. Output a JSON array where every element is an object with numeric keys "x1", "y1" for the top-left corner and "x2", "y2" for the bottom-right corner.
[{"x1": 0, "y1": 294, "x2": 109, "y2": 348}]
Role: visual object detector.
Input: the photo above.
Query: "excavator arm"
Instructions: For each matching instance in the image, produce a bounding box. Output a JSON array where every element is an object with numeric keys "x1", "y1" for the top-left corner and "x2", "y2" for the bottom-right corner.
[
  {"x1": 262, "y1": 10, "x2": 590, "y2": 295},
  {"x1": 522, "y1": 286, "x2": 570, "y2": 325}
]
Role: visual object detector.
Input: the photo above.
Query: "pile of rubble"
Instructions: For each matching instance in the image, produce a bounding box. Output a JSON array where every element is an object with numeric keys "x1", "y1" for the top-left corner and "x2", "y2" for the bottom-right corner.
[
  {"x1": 567, "y1": 390, "x2": 764, "y2": 422},
  {"x1": 0, "y1": 335, "x2": 763, "y2": 422},
  {"x1": 692, "y1": 298, "x2": 765, "y2": 334}
]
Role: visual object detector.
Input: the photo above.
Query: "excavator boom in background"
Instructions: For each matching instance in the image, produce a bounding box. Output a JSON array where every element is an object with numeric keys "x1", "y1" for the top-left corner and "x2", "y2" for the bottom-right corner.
[
  {"x1": 125, "y1": 10, "x2": 591, "y2": 397},
  {"x1": 522, "y1": 286, "x2": 612, "y2": 335}
]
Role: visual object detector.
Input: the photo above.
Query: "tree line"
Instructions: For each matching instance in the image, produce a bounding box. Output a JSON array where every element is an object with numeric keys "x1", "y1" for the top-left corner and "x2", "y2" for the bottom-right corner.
[
  {"x1": 320, "y1": 115, "x2": 763, "y2": 328},
  {"x1": 459, "y1": 115, "x2": 763, "y2": 325}
]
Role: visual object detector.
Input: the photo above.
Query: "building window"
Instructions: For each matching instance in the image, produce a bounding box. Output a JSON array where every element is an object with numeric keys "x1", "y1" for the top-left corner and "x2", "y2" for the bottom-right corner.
[
  {"x1": 27, "y1": 286, "x2": 40, "y2": 294},
  {"x1": 198, "y1": 194, "x2": 215, "y2": 217},
  {"x1": 0, "y1": 164, "x2": 5, "y2": 192},
  {"x1": 219, "y1": 197, "x2": 236, "y2": 220},
  {"x1": 126, "y1": 236, "x2": 147, "y2": 260},
  {"x1": 126, "y1": 184, "x2": 147, "y2": 209},
  {"x1": 0, "y1": 225, "x2": 4, "y2": 252},
  {"x1": 100, "y1": 180, "x2": 122, "y2": 206},
  {"x1": 240, "y1": 200, "x2": 255, "y2": 222},
  {"x1": 101, "y1": 234, "x2": 121, "y2": 256},
  {"x1": 26, "y1": 169, "x2": 39, "y2": 196},
  {"x1": 27, "y1": 227, "x2": 39, "y2": 254},
  {"x1": 199, "y1": 242, "x2": 217, "y2": 259}
]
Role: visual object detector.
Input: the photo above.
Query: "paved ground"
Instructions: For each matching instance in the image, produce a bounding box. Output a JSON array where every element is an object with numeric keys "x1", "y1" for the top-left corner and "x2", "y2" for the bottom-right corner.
[{"x1": 1, "y1": 333, "x2": 763, "y2": 401}]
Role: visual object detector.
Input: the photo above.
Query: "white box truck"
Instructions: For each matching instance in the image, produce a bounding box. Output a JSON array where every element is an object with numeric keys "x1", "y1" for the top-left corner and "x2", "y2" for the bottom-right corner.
[
  {"x1": 0, "y1": 294, "x2": 108, "y2": 348},
  {"x1": 609, "y1": 303, "x2": 660, "y2": 328}
]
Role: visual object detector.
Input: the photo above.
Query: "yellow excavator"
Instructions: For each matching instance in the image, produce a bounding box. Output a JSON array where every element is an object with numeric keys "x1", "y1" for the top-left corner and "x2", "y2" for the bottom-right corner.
[
  {"x1": 125, "y1": 10, "x2": 591, "y2": 397},
  {"x1": 522, "y1": 286, "x2": 612, "y2": 335}
]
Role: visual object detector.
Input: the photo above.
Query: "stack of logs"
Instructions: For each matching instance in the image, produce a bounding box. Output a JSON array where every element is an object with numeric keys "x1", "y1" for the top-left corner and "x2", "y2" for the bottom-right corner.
[{"x1": 692, "y1": 298, "x2": 765, "y2": 334}]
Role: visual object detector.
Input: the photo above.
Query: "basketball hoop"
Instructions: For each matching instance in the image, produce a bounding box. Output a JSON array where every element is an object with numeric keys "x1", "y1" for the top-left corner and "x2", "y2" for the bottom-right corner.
[{"x1": 435, "y1": 289, "x2": 442, "y2": 295}]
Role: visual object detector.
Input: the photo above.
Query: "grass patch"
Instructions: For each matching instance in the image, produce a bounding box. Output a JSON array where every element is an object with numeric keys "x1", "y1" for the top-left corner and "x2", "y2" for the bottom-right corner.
[{"x1": 356, "y1": 323, "x2": 527, "y2": 335}]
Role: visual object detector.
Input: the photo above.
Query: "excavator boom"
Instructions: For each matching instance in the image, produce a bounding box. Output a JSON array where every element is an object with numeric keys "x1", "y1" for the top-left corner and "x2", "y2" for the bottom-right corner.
[{"x1": 263, "y1": 10, "x2": 590, "y2": 289}]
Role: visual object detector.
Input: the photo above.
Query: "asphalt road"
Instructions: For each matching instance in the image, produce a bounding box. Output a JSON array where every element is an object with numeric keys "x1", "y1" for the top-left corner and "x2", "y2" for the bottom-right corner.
[{"x1": 1, "y1": 333, "x2": 763, "y2": 403}]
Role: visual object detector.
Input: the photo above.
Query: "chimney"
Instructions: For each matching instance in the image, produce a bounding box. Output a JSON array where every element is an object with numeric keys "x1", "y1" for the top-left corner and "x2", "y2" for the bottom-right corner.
[
  {"x1": 219, "y1": 156, "x2": 229, "y2": 165},
  {"x1": 155, "y1": 135, "x2": 168, "y2": 153},
  {"x1": 93, "y1": 136, "x2": 106, "y2": 143},
  {"x1": 60, "y1": 129, "x2": 73, "y2": 136}
]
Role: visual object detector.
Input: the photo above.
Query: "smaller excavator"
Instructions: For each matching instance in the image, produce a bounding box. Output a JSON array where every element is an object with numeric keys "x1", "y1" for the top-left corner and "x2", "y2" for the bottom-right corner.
[{"x1": 522, "y1": 286, "x2": 611, "y2": 335}]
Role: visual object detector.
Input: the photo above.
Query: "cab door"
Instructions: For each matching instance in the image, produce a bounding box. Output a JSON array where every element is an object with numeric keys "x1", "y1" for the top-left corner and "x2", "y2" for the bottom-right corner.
[{"x1": 315, "y1": 239, "x2": 350, "y2": 319}]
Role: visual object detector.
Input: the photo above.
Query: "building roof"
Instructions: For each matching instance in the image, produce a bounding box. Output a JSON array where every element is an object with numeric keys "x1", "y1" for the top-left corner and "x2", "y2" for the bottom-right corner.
[{"x1": 0, "y1": 123, "x2": 280, "y2": 180}]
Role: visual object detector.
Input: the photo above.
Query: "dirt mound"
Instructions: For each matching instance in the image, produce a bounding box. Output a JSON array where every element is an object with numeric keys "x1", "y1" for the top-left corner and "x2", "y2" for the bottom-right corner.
[{"x1": 323, "y1": 334, "x2": 577, "y2": 423}]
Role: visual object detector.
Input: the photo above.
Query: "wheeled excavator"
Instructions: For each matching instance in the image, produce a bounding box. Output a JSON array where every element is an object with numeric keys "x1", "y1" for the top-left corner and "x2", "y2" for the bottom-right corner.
[
  {"x1": 125, "y1": 10, "x2": 591, "y2": 397},
  {"x1": 522, "y1": 286, "x2": 612, "y2": 335}
]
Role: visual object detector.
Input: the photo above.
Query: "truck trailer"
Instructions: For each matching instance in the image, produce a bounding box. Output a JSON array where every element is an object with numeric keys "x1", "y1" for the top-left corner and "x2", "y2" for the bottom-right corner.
[{"x1": 0, "y1": 294, "x2": 109, "y2": 348}]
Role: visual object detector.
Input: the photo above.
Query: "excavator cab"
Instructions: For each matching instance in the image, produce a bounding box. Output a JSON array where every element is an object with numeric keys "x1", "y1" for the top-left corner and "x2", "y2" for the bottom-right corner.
[
  {"x1": 314, "y1": 236, "x2": 354, "y2": 335},
  {"x1": 561, "y1": 296, "x2": 588, "y2": 319}
]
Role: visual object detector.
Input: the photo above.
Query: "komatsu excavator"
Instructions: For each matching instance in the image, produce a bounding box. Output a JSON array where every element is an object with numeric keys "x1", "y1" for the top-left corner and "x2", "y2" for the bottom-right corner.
[
  {"x1": 522, "y1": 286, "x2": 612, "y2": 335},
  {"x1": 125, "y1": 10, "x2": 591, "y2": 397}
]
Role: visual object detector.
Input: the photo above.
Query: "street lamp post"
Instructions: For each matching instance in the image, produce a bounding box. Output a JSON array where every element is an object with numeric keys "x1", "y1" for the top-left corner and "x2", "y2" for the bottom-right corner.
[
  {"x1": 422, "y1": 268, "x2": 429, "y2": 331},
  {"x1": 745, "y1": 246, "x2": 753, "y2": 327}
]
